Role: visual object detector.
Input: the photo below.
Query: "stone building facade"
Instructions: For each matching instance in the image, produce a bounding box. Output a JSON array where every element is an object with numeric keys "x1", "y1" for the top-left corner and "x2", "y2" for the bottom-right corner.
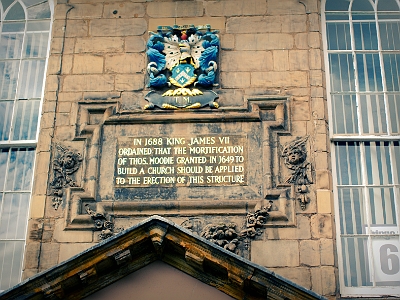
[{"x1": 0, "y1": 0, "x2": 399, "y2": 299}]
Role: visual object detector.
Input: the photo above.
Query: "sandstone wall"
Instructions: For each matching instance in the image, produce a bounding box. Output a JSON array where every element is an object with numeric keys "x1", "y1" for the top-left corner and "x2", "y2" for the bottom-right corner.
[{"x1": 25, "y1": 0, "x2": 335, "y2": 297}]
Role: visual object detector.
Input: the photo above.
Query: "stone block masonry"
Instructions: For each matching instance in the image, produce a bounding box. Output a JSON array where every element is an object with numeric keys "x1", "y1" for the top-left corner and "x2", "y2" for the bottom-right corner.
[{"x1": 26, "y1": 0, "x2": 335, "y2": 298}]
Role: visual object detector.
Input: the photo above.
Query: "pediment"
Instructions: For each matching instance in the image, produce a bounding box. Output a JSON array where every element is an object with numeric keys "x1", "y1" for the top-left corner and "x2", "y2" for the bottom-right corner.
[{"x1": 0, "y1": 216, "x2": 324, "y2": 300}]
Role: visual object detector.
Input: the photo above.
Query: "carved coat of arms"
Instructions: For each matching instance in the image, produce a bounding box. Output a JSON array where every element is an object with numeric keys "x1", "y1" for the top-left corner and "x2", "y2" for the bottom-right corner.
[{"x1": 145, "y1": 25, "x2": 220, "y2": 110}]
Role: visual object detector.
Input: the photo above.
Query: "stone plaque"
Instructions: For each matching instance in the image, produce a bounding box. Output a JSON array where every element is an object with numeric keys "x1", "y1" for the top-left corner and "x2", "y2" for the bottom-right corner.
[{"x1": 115, "y1": 135, "x2": 247, "y2": 187}]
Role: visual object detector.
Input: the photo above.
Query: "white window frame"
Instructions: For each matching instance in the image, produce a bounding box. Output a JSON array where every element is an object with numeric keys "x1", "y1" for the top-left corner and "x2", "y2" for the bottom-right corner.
[
  {"x1": 0, "y1": 0, "x2": 53, "y2": 291},
  {"x1": 322, "y1": 0, "x2": 400, "y2": 297}
]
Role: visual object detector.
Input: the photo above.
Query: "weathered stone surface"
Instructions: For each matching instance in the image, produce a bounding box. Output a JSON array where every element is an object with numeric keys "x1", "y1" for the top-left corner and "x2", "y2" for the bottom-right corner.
[
  {"x1": 220, "y1": 34, "x2": 235, "y2": 50},
  {"x1": 205, "y1": 0, "x2": 267, "y2": 16},
  {"x1": 273, "y1": 50, "x2": 289, "y2": 71},
  {"x1": 105, "y1": 53, "x2": 145, "y2": 73},
  {"x1": 39, "y1": 243, "x2": 60, "y2": 270},
  {"x1": 252, "y1": 240, "x2": 300, "y2": 267},
  {"x1": 220, "y1": 72, "x2": 251, "y2": 88},
  {"x1": 221, "y1": 51, "x2": 273, "y2": 71},
  {"x1": 267, "y1": 0, "x2": 306, "y2": 15},
  {"x1": 295, "y1": 33, "x2": 309, "y2": 50},
  {"x1": 251, "y1": 71, "x2": 308, "y2": 88},
  {"x1": 282, "y1": 15, "x2": 308, "y2": 33},
  {"x1": 103, "y1": 2, "x2": 145, "y2": 18},
  {"x1": 125, "y1": 36, "x2": 146, "y2": 53},
  {"x1": 316, "y1": 190, "x2": 333, "y2": 214},
  {"x1": 311, "y1": 267, "x2": 336, "y2": 295},
  {"x1": 270, "y1": 267, "x2": 312, "y2": 290},
  {"x1": 90, "y1": 19, "x2": 147, "y2": 36},
  {"x1": 236, "y1": 33, "x2": 294, "y2": 50},
  {"x1": 65, "y1": 20, "x2": 89, "y2": 37},
  {"x1": 147, "y1": 2, "x2": 203, "y2": 18},
  {"x1": 73, "y1": 54, "x2": 104, "y2": 74},
  {"x1": 24, "y1": 242, "x2": 40, "y2": 269},
  {"x1": 265, "y1": 215, "x2": 311, "y2": 240},
  {"x1": 115, "y1": 74, "x2": 145, "y2": 91},
  {"x1": 227, "y1": 16, "x2": 282, "y2": 33},
  {"x1": 300, "y1": 240, "x2": 320, "y2": 267},
  {"x1": 292, "y1": 100, "x2": 310, "y2": 121},
  {"x1": 320, "y1": 238, "x2": 335, "y2": 266},
  {"x1": 311, "y1": 214, "x2": 333, "y2": 239},
  {"x1": 75, "y1": 37, "x2": 125, "y2": 53},
  {"x1": 59, "y1": 243, "x2": 97, "y2": 262},
  {"x1": 148, "y1": 17, "x2": 225, "y2": 32},
  {"x1": 289, "y1": 50, "x2": 309, "y2": 70},
  {"x1": 68, "y1": 3, "x2": 103, "y2": 19},
  {"x1": 53, "y1": 220, "x2": 94, "y2": 243},
  {"x1": 62, "y1": 75, "x2": 114, "y2": 92}
]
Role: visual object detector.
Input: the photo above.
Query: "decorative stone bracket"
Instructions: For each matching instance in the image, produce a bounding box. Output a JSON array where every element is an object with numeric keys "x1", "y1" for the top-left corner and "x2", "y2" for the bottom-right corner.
[
  {"x1": 281, "y1": 136, "x2": 314, "y2": 210},
  {"x1": 49, "y1": 144, "x2": 83, "y2": 210}
]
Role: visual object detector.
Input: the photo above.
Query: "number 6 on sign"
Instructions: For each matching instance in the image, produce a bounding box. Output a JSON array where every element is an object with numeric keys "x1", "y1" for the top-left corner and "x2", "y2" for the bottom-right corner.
[{"x1": 371, "y1": 236, "x2": 400, "y2": 283}]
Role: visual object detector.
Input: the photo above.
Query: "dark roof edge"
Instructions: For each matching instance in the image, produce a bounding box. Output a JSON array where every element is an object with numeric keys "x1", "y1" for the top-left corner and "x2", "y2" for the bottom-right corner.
[{"x1": 1, "y1": 215, "x2": 326, "y2": 300}]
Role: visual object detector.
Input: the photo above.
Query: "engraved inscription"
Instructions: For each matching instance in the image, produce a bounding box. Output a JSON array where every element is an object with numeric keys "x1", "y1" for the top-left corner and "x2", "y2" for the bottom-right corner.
[{"x1": 115, "y1": 135, "x2": 247, "y2": 187}]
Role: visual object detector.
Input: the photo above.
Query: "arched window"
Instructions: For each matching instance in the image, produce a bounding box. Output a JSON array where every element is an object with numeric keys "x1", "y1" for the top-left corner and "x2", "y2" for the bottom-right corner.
[
  {"x1": 323, "y1": 0, "x2": 400, "y2": 296},
  {"x1": 0, "y1": 0, "x2": 51, "y2": 291}
]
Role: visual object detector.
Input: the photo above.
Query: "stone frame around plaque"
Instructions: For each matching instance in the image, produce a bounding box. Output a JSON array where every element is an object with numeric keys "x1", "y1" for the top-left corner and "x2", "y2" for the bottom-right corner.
[{"x1": 53, "y1": 97, "x2": 310, "y2": 245}]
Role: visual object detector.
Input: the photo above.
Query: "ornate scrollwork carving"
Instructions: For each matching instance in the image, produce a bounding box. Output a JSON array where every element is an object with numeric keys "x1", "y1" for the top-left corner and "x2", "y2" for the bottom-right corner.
[
  {"x1": 182, "y1": 203, "x2": 271, "y2": 254},
  {"x1": 240, "y1": 203, "x2": 272, "y2": 238},
  {"x1": 85, "y1": 204, "x2": 123, "y2": 240},
  {"x1": 281, "y1": 136, "x2": 313, "y2": 210},
  {"x1": 200, "y1": 223, "x2": 240, "y2": 252},
  {"x1": 49, "y1": 145, "x2": 83, "y2": 210}
]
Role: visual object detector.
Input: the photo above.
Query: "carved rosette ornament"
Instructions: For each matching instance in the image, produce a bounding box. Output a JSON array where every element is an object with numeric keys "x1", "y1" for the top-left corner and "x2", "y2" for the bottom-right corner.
[
  {"x1": 281, "y1": 136, "x2": 313, "y2": 210},
  {"x1": 145, "y1": 24, "x2": 220, "y2": 110},
  {"x1": 49, "y1": 145, "x2": 83, "y2": 210},
  {"x1": 85, "y1": 204, "x2": 123, "y2": 240}
]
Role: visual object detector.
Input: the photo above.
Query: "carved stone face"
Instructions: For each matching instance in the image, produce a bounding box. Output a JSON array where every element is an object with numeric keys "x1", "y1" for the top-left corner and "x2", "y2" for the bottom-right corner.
[
  {"x1": 62, "y1": 153, "x2": 76, "y2": 169},
  {"x1": 287, "y1": 150, "x2": 305, "y2": 165}
]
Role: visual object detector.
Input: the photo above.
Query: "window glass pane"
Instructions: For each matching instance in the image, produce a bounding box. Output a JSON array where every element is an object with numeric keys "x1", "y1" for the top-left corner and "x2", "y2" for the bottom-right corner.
[
  {"x1": 352, "y1": 0, "x2": 374, "y2": 11},
  {"x1": 0, "y1": 150, "x2": 8, "y2": 190},
  {"x1": 326, "y1": 0, "x2": 350, "y2": 11},
  {"x1": 379, "y1": 22, "x2": 400, "y2": 50},
  {"x1": 331, "y1": 94, "x2": 359, "y2": 134},
  {"x1": 392, "y1": 141, "x2": 400, "y2": 183},
  {"x1": 0, "y1": 101, "x2": 13, "y2": 141},
  {"x1": 17, "y1": 59, "x2": 45, "y2": 99},
  {"x1": 365, "y1": 141, "x2": 392, "y2": 185},
  {"x1": 0, "y1": 33, "x2": 23, "y2": 59},
  {"x1": 11, "y1": 99, "x2": 40, "y2": 140},
  {"x1": 329, "y1": 53, "x2": 356, "y2": 92},
  {"x1": 341, "y1": 237, "x2": 371, "y2": 287},
  {"x1": 327, "y1": 23, "x2": 352, "y2": 50},
  {"x1": 0, "y1": 60, "x2": 19, "y2": 100},
  {"x1": 23, "y1": 32, "x2": 49, "y2": 58},
  {"x1": 352, "y1": 13, "x2": 375, "y2": 20},
  {"x1": 21, "y1": 0, "x2": 46, "y2": 7},
  {"x1": 356, "y1": 53, "x2": 383, "y2": 92},
  {"x1": 1, "y1": 0, "x2": 15, "y2": 11},
  {"x1": 5, "y1": 148, "x2": 35, "y2": 191},
  {"x1": 1, "y1": 22, "x2": 25, "y2": 33},
  {"x1": 360, "y1": 94, "x2": 387, "y2": 134},
  {"x1": 368, "y1": 187, "x2": 397, "y2": 226},
  {"x1": 378, "y1": 13, "x2": 400, "y2": 19},
  {"x1": 388, "y1": 95, "x2": 400, "y2": 134},
  {"x1": 338, "y1": 187, "x2": 366, "y2": 234},
  {"x1": 26, "y1": 20, "x2": 50, "y2": 32},
  {"x1": 325, "y1": 13, "x2": 349, "y2": 20},
  {"x1": 27, "y1": 2, "x2": 50, "y2": 19},
  {"x1": 353, "y1": 22, "x2": 378, "y2": 50},
  {"x1": 383, "y1": 54, "x2": 400, "y2": 91},
  {"x1": 377, "y1": 0, "x2": 400, "y2": 11},
  {"x1": 5, "y1": 2, "x2": 25, "y2": 20},
  {"x1": 0, "y1": 193, "x2": 29, "y2": 239},
  {"x1": 0, "y1": 241, "x2": 24, "y2": 290},
  {"x1": 335, "y1": 142, "x2": 362, "y2": 185}
]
